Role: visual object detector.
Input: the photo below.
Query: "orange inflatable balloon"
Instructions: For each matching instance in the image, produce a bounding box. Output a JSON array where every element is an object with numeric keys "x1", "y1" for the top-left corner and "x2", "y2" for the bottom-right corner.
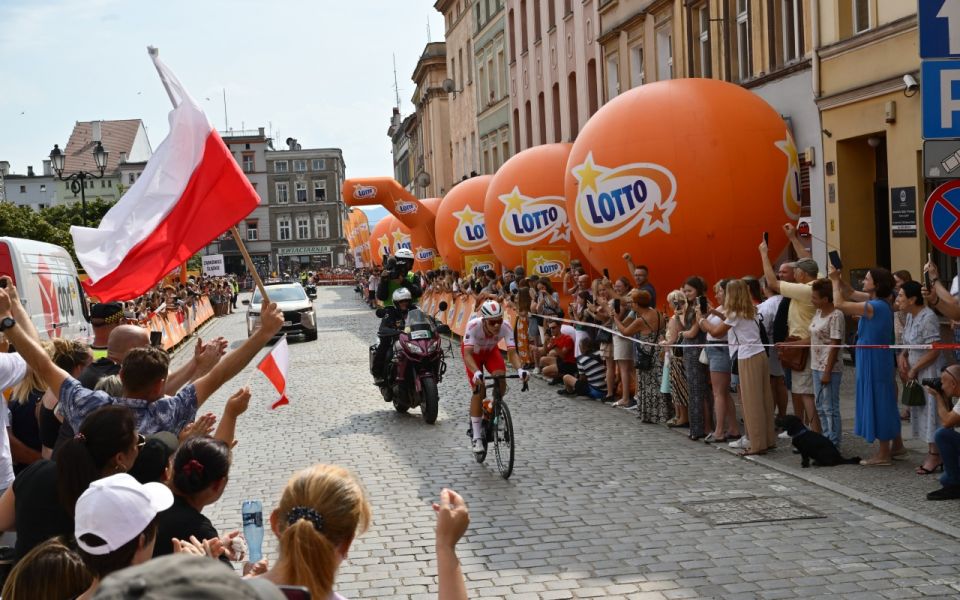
[
  {"x1": 435, "y1": 176, "x2": 500, "y2": 274},
  {"x1": 484, "y1": 143, "x2": 587, "y2": 283},
  {"x1": 369, "y1": 214, "x2": 403, "y2": 267},
  {"x1": 343, "y1": 178, "x2": 440, "y2": 273},
  {"x1": 566, "y1": 79, "x2": 798, "y2": 297}
]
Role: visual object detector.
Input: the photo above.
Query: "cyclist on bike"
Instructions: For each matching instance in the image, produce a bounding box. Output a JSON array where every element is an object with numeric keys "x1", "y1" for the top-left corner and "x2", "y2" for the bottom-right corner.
[{"x1": 462, "y1": 300, "x2": 529, "y2": 454}]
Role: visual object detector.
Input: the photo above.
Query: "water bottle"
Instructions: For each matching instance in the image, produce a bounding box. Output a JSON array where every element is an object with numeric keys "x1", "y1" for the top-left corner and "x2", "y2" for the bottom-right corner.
[{"x1": 241, "y1": 500, "x2": 264, "y2": 562}]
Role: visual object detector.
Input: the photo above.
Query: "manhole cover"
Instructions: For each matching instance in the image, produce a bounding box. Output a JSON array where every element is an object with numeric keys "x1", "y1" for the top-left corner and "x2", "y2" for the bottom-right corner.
[{"x1": 677, "y1": 496, "x2": 824, "y2": 526}]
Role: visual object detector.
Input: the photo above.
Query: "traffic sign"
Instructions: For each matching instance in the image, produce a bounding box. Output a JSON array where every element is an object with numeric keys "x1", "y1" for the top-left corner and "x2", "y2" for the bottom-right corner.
[
  {"x1": 924, "y1": 179, "x2": 960, "y2": 256},
  {"x1": 924, "y1": 139, "x2": 960, "y2": 177},
  {"x1": 920, "y1": 0, "x2": 960, "y2": 59},
  {"x1": 922, "y1": 60, "x2": 960, "y2": 139}
]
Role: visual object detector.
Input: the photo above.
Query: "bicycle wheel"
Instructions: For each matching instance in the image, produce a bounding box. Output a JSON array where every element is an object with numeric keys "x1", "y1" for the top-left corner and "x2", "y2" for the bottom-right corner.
[{"x1": 492, "y1": 399, "x2": 515, "y2": 479}]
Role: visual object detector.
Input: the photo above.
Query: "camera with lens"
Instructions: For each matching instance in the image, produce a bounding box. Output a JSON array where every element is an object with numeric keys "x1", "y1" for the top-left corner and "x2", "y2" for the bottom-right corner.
[{"x1": 921, "y1": 377, "x2": 943, "y2": 393}]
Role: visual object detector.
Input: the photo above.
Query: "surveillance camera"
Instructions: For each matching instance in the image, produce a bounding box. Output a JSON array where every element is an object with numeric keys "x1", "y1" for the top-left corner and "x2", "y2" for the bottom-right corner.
[{"x1": 903, "y1": 74, "x2": 919, "y2": 93}]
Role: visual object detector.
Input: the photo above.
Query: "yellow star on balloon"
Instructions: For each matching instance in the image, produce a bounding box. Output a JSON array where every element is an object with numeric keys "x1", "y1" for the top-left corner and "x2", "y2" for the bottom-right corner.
[
  {"x1": 499, "y1": 187, "x2": 526, "y2": 213},
  {"x1": 454, "y1": 206, "x2": 480, "y2": 225},
  {"x1": 573, "y1": 153, "x2": 603, "y2": 193}
]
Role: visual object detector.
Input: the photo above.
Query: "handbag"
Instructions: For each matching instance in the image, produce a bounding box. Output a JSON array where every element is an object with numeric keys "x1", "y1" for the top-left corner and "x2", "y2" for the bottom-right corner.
[
  {"x1": 777, "y1": 336, "x2": 809, "y2": 371},
  {"x1": 699, "y1": 348, "x2": 709, "y2": 365},
  {"x1": 633, "y1": 313, "x2": 661, "y2": 371},
  {"x1": 901, "y1": 379, "x2": 927, "y2": 407},
  {"x1": 595, "y1": 326, "x2": 613, "y2": 344}
]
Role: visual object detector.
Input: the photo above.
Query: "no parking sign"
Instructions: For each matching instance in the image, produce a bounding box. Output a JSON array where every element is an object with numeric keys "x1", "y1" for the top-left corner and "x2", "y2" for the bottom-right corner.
[{"x1": 924, "y1": 179, "x2": 960, "y2": 256}]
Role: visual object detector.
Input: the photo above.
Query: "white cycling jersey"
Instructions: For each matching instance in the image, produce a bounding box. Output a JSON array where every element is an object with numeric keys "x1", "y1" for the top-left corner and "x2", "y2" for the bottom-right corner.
[{"x1": 463, "y1": 317, "x2": 516, "y2": 353}]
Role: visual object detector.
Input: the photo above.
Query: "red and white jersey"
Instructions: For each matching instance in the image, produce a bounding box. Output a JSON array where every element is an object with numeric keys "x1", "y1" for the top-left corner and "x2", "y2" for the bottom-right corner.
[{"x1": 462, "y1": 317, "x2": 516, "y2": 353}]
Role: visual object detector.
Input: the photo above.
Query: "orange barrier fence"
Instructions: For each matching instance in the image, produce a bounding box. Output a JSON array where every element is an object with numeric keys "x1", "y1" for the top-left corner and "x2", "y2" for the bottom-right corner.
[{"x1": 144, "y1": 297, "x2": 216, "y2": 351}]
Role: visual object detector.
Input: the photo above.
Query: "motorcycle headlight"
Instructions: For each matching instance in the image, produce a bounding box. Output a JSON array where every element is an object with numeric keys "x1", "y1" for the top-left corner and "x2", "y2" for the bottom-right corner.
[{"x1": 405, "y1": 341, "x2": 424, "y2": 354}]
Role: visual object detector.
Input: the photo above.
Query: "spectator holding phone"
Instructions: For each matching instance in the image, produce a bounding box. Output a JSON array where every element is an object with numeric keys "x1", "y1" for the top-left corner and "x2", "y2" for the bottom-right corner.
[{"x1": 624, "y1": 253, "x2": 656, "y2": 308}]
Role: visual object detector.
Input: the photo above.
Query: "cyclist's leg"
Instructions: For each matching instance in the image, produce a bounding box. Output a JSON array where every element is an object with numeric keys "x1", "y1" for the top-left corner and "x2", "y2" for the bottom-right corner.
[
  {"x1": 486, "y1": 350, "x2": 508, "y2": 398},
  {"x1": 463, "y1": 347, "x2": 487, "y2": 442}
]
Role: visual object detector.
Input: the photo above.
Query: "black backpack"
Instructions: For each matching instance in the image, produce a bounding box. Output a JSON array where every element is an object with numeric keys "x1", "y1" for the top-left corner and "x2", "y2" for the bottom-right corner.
[{"x1": 772, "y1": 297, "x2": 791, "y2": 343}]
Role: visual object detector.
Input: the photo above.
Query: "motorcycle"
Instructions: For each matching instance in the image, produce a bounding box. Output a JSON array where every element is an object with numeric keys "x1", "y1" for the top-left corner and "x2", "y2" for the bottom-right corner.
[
  {"x1": 369, "y1": 302, "x2": 450, "y2": 424},
  {"x1": 304, "y1": 282, "x2": 318, "y2": 299}
]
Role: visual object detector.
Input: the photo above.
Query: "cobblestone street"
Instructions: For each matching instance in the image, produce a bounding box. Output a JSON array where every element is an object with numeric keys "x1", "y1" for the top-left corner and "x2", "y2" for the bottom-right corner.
[{"x1": 183, "y1": 287, "x2": 960, "y2": 599}]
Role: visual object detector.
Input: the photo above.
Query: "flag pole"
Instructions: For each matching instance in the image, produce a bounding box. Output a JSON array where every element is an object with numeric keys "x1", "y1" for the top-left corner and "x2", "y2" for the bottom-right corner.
[{"x1": 147, "y1": 46, "x2": 270, "y2": 303}]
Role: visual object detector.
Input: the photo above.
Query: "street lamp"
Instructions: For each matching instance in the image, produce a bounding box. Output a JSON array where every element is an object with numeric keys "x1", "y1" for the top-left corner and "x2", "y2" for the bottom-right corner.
[{"x1": 49, "y1": 141, "x2": 110, "y2": 227}]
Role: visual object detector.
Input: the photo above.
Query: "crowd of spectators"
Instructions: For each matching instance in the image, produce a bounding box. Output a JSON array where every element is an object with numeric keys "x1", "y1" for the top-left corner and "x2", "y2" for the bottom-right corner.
[
  {"x1": 364, "y1": 223, "x2": 960, "y2": 503},
  {"x1": 0, "y1": 277, "x2": 471, "y2": 599}
]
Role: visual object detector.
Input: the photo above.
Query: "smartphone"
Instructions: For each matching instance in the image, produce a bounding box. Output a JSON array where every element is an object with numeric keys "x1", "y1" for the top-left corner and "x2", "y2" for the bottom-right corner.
[
  {"x1": 613, "y1": 299, "x2": 621, "y2": 314},
  {"x1": 828, "y1": 250, "x2": 842, "y2": 271},
  {"x1": 0, "y1": 279, "x2": 7, "y2": 289},
  {"x1": 603, "y1": 268, "x2": 610, "y2": 279},
  {"x1": 279, "y1": 586, "x2": 312, "y2": 600},
  {"x1": 698, "y1": 296, "x2": 708, "y2": 313},
  {"x1": 762, "y1": 231, "x2": 769, "y2": 245}
]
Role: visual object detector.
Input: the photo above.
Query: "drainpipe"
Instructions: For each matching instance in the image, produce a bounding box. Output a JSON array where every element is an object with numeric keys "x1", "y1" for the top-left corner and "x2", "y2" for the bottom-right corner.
[{"x1": 811, "y1": 0, "x2": 821, "y2": 98}]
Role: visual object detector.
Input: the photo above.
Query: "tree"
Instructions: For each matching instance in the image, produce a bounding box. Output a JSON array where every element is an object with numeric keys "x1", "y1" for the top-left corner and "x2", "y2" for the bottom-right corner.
[
  {"x1": 40, "y1": 198, "x2": 116, "y2": 230},
  {"x1": 0, "y1": 203, "x2": 74, "y2": 254}
]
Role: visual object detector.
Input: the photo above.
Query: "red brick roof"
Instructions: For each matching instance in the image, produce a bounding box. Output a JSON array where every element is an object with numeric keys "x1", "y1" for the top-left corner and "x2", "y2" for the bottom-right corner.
[{"x1": 61, "y1": 120, "x2": 142, "y2": 175}]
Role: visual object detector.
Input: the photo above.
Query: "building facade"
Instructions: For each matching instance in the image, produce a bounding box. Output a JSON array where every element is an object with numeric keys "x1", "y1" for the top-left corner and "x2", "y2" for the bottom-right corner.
[
  {"x1": 0, "y1": 162, "x2": 56, "y2": 211},
  {"x1": 389, "y1": 109, "x2": 418, "y2": 194},
  {"x1": 815, "y1": 1, "x2": 921, "y2": 278},
  {"x1": 437, "y1": 0, "x2": 481, "y2": 180},
  {"x1": 266, "y1": 142, "x2": 349, "y2": 273},
  {"x1": 474, "y1": 0, "x2": 513, "y2": 173},
  {"x1": 58, "y1": 119, "x2": 153, "y2": 205},
  {"x1": 411, "y1": 42, "x2": 454, "y2": 198},
  {"x1": 507, "y1": 0, "x2": 603, "y2": 152}
]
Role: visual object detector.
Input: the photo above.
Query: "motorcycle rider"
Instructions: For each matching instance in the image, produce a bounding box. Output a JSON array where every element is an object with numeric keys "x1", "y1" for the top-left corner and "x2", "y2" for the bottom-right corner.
[
  {"x1": 462, "y1": 300, "x2": 529, "y2": 453},
  {"x1": 372, "y1": 287, "x2": 416, "y2": 386},
  {"x1": 377, "y1": 248, "x2": 421, "y2": 307}
]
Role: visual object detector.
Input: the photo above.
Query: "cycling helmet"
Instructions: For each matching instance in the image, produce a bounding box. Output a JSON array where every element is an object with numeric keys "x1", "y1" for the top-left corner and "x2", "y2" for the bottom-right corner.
[
  {"x1": 479, "y1": 300, "x2": 503, "y2": 320},
  {"x1": 394, "y1": 248, "x2": 414, "y2": 260},
  {"x1": 392, "y1": 287, "x2": 412, "y2": 303}
]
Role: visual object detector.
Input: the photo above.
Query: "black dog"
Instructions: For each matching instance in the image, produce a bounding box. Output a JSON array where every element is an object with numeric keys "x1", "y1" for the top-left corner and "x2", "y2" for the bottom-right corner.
[{"x1": 775, "y1": 415, "x2": 860, "y2": 468}]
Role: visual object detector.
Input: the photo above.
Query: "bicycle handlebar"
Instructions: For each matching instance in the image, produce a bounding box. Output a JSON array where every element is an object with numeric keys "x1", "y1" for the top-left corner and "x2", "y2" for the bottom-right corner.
[{"x1": 475, "y1": 373, "x2": 529, "y2": 393}]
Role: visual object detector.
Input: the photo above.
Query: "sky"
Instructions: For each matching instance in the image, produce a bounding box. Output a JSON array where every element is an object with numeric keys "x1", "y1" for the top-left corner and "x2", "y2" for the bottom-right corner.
[{"x1": 0, "y1": 0, "x2": 445, "y2": 221}]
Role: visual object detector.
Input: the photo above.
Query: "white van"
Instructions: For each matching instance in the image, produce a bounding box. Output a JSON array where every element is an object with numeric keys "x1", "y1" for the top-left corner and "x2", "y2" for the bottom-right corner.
[{"x1": 0, "y1": 237, "x2": 91, "y2": 343}]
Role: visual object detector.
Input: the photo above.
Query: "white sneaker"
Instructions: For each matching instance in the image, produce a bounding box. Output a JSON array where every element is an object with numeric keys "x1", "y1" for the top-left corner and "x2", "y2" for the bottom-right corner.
[
  {"x1": 778, "y1": 430, "x2": 791, "y2": 439},
  {"x1": 472, "y1": 438, "x2": 485, "y2": 454},
  {"x1": 728, "y1": 436, "x2": 750, "y2": 449}
]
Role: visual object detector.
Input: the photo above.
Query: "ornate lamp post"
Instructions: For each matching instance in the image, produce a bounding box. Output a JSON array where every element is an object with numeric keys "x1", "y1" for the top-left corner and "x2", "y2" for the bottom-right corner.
[{"x1": 49, "y1": 141, "x2": 109, "y2": 226}]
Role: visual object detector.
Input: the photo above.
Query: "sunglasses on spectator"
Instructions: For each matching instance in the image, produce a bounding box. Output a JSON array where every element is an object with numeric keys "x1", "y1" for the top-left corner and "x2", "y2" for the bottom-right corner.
[{"x1": 137, "y1": 433, "x2": 146, "y2": 448}]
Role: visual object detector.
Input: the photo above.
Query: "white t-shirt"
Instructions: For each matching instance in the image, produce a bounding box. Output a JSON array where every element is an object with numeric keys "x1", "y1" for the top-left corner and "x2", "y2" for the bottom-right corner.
[
  {"x1": 463, "y1": 318, "x2": 516, "y2": 352},
  {"x1": 723, "y1": 314, "x2": 765, "y2": 360},
  {"x1": 705, "y1": 314, "x2": 726, "y2": 342},
  {"x1": 757, "y1": 295, "x2": 783, "y2": 340},
  {"x1": 809, "y1": 309, "x2": 845, "y2": 373},
  {"x1": 0, "y1": 353, "x2": 28, "y2": 490}
]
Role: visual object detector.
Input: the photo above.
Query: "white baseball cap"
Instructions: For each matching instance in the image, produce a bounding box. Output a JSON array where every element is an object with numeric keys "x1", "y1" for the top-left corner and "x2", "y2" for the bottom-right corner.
[{"x1": 75, "y1": 473, "x2": 174, "y2": 556}]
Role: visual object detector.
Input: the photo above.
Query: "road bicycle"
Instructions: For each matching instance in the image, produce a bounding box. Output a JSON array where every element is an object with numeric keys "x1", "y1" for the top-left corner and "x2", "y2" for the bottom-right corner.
[{"x1": 469, "y1": 373, "x2": 527, "y2": 479}]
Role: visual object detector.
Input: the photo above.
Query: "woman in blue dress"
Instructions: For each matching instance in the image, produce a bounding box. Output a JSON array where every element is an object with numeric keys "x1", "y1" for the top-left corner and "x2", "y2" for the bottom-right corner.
[{"x1": 830, "y1": 266, "x2": 904, "y2": 465}]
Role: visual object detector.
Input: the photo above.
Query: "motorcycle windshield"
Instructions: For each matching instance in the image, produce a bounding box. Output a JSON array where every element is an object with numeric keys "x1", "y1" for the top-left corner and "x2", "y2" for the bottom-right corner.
[{"x1": 404, "y1": 310, "x2": 436, "y2": 340}]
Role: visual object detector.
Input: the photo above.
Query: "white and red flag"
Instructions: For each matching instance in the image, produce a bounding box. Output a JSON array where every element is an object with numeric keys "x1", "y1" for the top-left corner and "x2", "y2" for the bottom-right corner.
[
  {"x1": 257, "y1": 335, "x2": 290, "y2": 409},
  {"x1": 71, "y1": 52, "x2": 258, "y2": 301}
]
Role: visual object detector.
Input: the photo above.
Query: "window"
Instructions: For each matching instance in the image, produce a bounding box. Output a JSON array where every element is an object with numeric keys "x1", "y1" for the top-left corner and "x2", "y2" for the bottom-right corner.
[
  {"x1": 315, "y1": 213, "x2": 330, "y2": 239},
  {"x1": 552, "y1": 82, "x2": 561, "y2": 142},
  {"x1": 736, "y1": 0, "x2": 752, "y2": 81},
  {"x1": 630, "y1": 45, "x2": 645, "y2": 87},
  {"x1": 274, "y1": 160, "x2": 288, "y2": 173},
  {"x1": 534, "y1": 0, "x2": 542, "y2": 42},
  {"x1": 568, "y1": 71, "x2": 579, "y2": 135},
  {"x1": 450, "y1": 57, "x2": 457, "y2": 89},
  {"x1": 853, "y1": 0, "x2": 870, "y2": 34},
  {"x1": 696, "y1": 5, "x2": 712, "y2": 77},
  {"x1": 242, "y1": 153, "x2": 254, "y2": 172},
  {"x1": 39, "y1": 184, "x2": 46, "y2": 192},
  {"x1": 100, "y1": 180, "x2": 106, "y2": 188},
  {"x1": 18, "y1": 185, "x2": 25, "y2": 193},
  {"x1": 314, "y1": 180, "x2": 326, "y2": 201},
  {"x1": 38, "y1": 204, "x2": 46, "y2": 210},
  {"x1": 563, "y1": 0, "x2": 571, "y2": 16},
  {"x1": 466, "y1": 39, "x2": 473, "y2": 83},
  {"x1": 312, "y1": 158, "x2": 325, "y2": 170},
  {"x1": 537, "y1": 92, "x2": 546, "y2": 144},
  {"x1": 587, "y1": 58, "x2": 599, "y2": 115},
  {"x1": 478, "y1": 63, "x2": 486, "y2": 107},
  {"x1": 277, "y1": 217, "x2": 291, "y2": 240},
  {"x1": 276, "y1": 182, "x2": 289, "y2": 204},
  {"x1": 295, "y1": 182, "x2": 307, "y2": 203},
  {"x1": 656, "y1": 25, "x2": 673, "y2": 80},
  {"x1": 508, "y1": 9, "x2": 516, "y2": 58},
  {"x1": 458, "y1": 48, "x2": 464, "y2": 88},
  {"x1": 520, "y1": 0, "x2": 528, "y2": 52},
  {"x1": 524, "y1": 100, "x2": 533, "y2": 148},
  {"x1": 108, "y1": 180, "x2": 112, "y2": 187},
  {"x1": 246, "y1": 221, "x2": 259, "y2": 241},
  {"x1": 296, "y1": 216, "x2": 310, "y2": 239},
  {"x1": 128, "y1": 173, "x2": 135, "y2": 184},
  {"x1": 487, "y1": 56, "x2": 495, "y2": 102},
  {"x1": 502, "y1": 139, "x2": 510, "y2": 165},
  {"x1": 548, "y1": 0, "x2": 556, "y2": 28},
  {"x1": 782, "y1": 0, "x2": 803, "y2": 63},
  {"x1": 497, "y1": 50, "x2": 507, "y2": 99},
  {"x1": 606, "y1": 53, "x2": 620, "y2": 100},
  {"x1": 294, "y1": 160, "x2": 306, "y2": 173}
]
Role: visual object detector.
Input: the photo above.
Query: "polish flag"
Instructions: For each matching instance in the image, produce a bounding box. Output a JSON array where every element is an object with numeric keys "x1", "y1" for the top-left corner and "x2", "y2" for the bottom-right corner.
[
  {"x1": 71, "y1": 52, "x2": 259, "y2": 301},
  {"x1": 257, "y1": 335, "x2": 290, "y2": 409}
]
